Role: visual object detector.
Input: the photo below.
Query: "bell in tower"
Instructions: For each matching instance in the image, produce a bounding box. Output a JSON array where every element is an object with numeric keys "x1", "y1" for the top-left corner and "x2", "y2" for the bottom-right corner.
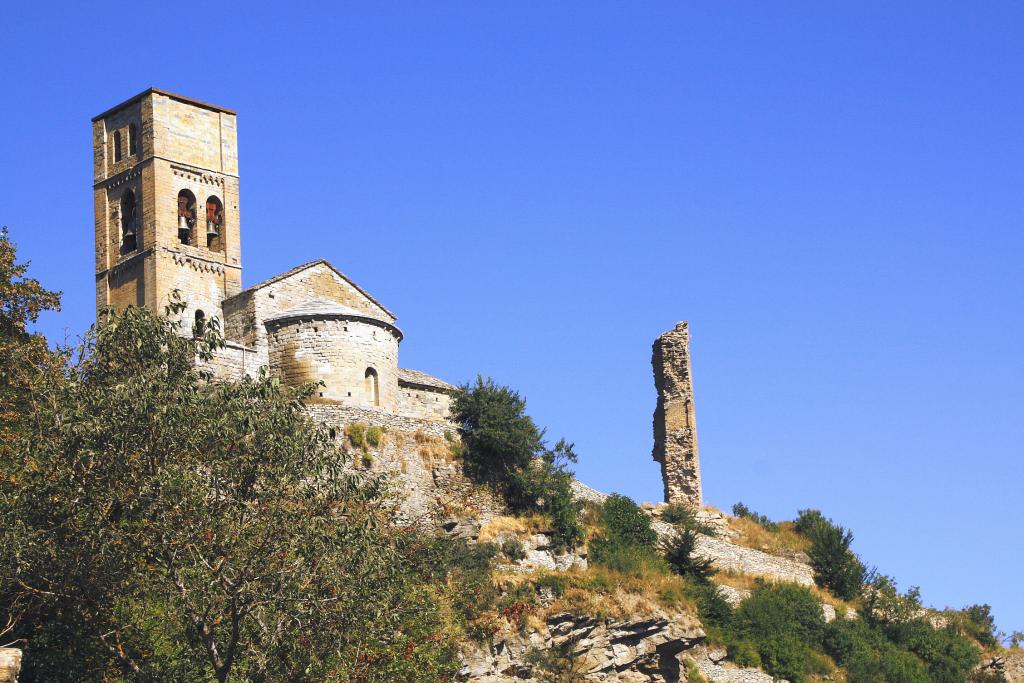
[
  {"x1": 92, "y1": 88, "x2": 242, "y2": 318},
  {"x1": 178, "y1": 190, "x2": 196, "y2": 245}
]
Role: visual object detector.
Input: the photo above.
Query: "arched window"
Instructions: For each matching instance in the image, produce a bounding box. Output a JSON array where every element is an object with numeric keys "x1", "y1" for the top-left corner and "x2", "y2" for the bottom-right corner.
[
  {"x1": 205, "y1": 195, "x2": 224, "y2": 250},
  {"x1": 177, "y1": 190, "x2": 196, "y2": 245},
  {"x1": 113, "y1": 130, "x2": 123, "y2": 162},
  {"x1": 193, "y1": 310, "x2": 205, "y2": 337},
  {"x1": 364, "y1": 368, "x2": 380, "y2": 407},
  {"x1": 120, "y1": 190, "x2": 137, "y2": 253},
  {"x1": 128, "y1": 123, "x2": 139, "y2": 155}
]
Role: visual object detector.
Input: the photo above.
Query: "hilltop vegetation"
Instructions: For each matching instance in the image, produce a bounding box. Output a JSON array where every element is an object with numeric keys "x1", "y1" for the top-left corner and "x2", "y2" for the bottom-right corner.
[{"x1": 0, "y1": 227, "x2": 1018, "y2": 682}]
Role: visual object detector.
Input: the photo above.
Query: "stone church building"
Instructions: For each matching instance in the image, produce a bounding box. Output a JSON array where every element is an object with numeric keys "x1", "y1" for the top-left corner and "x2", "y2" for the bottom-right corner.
[
  {"x1": 92, "y1": 88, "x2": 454, "y2": 424},
  {"x1": 92, "y1": 87, "x2": 702, "y2": 519}
]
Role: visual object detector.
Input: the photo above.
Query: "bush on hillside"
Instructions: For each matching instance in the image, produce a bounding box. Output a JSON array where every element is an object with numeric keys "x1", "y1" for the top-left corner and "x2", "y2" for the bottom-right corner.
[
  {"x1": 601, "y1": 494, "x2": 658, "y2": 549},
  {"x1": 588, "y1": 494, "x2": 666, "y2": 575},
  {"x1": 792, "y1": 508, "x2": 866, "y2": 601},
  {"x1": 450, "y1": 377, "x2": 583, "y2": 549},
  {"x1": 731, "y1": 502, "x2": 780, "y2": 531},
  {"x1": 662, "y1": 527, "x2": 717, "y2": 585},
  {"x1": 806, "y1": 519, "x2": 865, "y2": 600},
  {"x1": 948, "y1": 603, "x2": 999, "y2": 648},
  {"x1": 730, "y1": 582, "x2": 829, "y2": 682},
  {"x1": 661, "y1": 503, "x2": 717, "y2": 536},
  {"x1": 794, "y1": 508, "x2": 829, "y2": 536}
]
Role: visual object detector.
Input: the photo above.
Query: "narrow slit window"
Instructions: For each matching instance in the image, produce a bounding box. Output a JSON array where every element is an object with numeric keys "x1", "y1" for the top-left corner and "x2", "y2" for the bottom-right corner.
[
  {"x1": 364, "y1": 368, "x2": 380, "y2": 407},
  {"x1": 120, "y1": 190, "x2": 137, "y2": 253}
]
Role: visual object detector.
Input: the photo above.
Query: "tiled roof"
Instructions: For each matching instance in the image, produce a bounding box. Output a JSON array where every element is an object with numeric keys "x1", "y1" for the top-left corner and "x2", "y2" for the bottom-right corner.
[{"x1": 398, "y1": 368, "x2": 456, "y2": 391}]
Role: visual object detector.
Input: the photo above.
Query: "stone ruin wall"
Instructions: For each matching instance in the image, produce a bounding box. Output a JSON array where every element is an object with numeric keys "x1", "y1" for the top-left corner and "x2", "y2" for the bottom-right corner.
[
  {"x1": 304, "y1": 403, "x2": 505, "y2": 525},
  {"x1": 652, "y1": 321, "x2": 703, "y2": 508}
]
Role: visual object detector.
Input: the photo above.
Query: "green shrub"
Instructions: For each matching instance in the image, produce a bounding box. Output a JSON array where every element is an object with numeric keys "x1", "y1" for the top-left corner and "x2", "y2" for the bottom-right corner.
[
  {"x1": 804, "y1": 514, "x2": 865, "y2": 601},
  {"x1": 450, "y1": 377, "x2": 542, "y2": 481},
  {"x1": 588, "y1": 537, "x2": 668, "y2": 577},
  {"x1": 500, "y1": 537, "x2": 526, "y2": 562},
  {"x1": 661, "y1": 503, "x2": 717, "y2": 535},
  {"x1": 662, "y1": 527, "x2": 716, "y2": 584},
  {"x1": 885, "y1": 619, "x2": 981, "y2": 683},
  {"x1": 535, "y1": 573, "x2": 569, "y2": 597},
  {"x1": 731, "y1": 502, "x2": 779, "y2": 531},
  {"x1": 728, "y1": 640, "x2": 761, "y2": 667},
  {"x1": 731, "y1": 582, "x2": 827, "y2": 682},
  {"x1": 794, "y1": 508, "x2": 828, "y2": 536},
  {"x1": 824, "y1": 619, "x2": 932, "y2": 683},
  {"x1": 345, "y1": 422, "x2": 366, "y2": 450},
  {"x1": 688, "y1": 583, "x2": 733, "y2": 632},
  {"x1": 365, "y1": 425, "x2": 384, "y2": 447},
  {"x1": 951, "y1": 603, "x2": 999, "y2": 648},
  {"x1": 450, "y1": 378, "x2": 583, "y2": 550},
  {"x1": 601, "y1": 494, "x2": 658, "y2": 549}
]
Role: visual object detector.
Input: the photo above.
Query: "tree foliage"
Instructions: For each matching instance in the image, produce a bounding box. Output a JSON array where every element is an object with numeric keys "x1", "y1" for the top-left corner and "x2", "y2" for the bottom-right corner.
[
  {"x1": 450, "y1": 377, "x2": 583, "y2": 549},
  {"x1": 0, "y1": 227, "x2": 61, "y2": 451},
  {"x1": 1, "y1": 296, "x2": 461, "y2": 682},
  {"x1": 795, "y1": 508, "x2": 866, "y2": 601}
]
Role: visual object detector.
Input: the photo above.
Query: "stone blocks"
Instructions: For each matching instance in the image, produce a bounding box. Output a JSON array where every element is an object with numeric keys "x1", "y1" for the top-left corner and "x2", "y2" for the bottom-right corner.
[{"x1": 652, "y1": 321, "x2": 702, "y2": 507}]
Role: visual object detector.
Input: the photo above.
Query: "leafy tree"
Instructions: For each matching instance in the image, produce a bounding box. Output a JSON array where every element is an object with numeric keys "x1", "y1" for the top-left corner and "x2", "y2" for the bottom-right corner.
[
  {"x1": 949, "y1": 603, "x2": 999, "y2": 648},
  {"x1": 599, "y1": 494, "x2": 657, "y2": 549},
  {"x1": 731, "y1": 502, "x2": 779, "y2": 531},
  {"x1": 450, "y1": 377, "x2": 583, "y2": 549},
  {"x1": 662, "y1": 527, "x2": 716, "y2": 585},
  {"x1": 2, "y1": 300, "x2": 459, "y2": 682},
  {"x1": 807, "y1": 520, "x2": 865, "y2": 600},
  {"x1": 0, "y1": 226, "x2": 61, "y2": 450},
  {"x1": 450, "y1": 376, "x2": 543, "y2": 482},
  {"x1": 660, "y1": 503, "x2": 717, "y2": 536},
  {"x1": 730, "y1": 582, "x2": 828, "y2": 682},
  {"x1": 0, "y1": 227, "x2": 62, "y2": 646}
]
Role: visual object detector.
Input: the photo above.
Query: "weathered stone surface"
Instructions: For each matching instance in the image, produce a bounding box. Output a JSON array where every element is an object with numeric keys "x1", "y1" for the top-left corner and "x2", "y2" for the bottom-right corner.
[
  {"x1": 0, "y1": 649, "x2": 21, "y2": 683},
  {"x1": 978, "y1": 649, "x2": 1024, "y2": 683},
  {"x1": 458, "y1": 611, "x2": 705, "y2": 682},
  {"x1": 691, "y1": 645, "x2": 786, "y2": 683},
  {"x1": 652, "y1": 322, "x2": 702, "y2": 507}
]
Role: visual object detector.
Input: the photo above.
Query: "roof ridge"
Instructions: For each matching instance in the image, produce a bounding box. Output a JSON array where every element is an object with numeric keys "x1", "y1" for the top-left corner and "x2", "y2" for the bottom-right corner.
[{"x1": 224, "y1": 259, "x2": 396, "y2": 320}]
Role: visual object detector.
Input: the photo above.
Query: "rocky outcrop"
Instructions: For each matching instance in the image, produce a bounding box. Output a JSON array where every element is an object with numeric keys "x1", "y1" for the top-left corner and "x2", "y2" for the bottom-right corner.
[
  {"x1": 652, "y1": 322, "x2": 702, "y2": 507},
  {"x1": 690, "y1": 645, "x2": 785, "y2": 683},
  {"x1": 980, "y1": 649, "x2": 1024, "y2": 683},
  {"x1": 572, "y1": 481, "x2": 816, "y2": 588},
  {"x1": 459, "y1": 611, "x2": 706, "y2": 682},
  {"x1": 0, "y1": 649, "x2": 21, "y2": 683}
]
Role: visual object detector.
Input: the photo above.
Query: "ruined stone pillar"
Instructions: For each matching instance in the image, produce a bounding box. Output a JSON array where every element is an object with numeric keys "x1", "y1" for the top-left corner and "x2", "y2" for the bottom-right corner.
[{"x1": 652, "y1": 321, "x2": 702, "y2": 507}]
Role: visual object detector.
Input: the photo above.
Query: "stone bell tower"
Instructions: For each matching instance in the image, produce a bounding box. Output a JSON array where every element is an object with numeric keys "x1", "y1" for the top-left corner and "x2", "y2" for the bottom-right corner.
[{"x1": 92, "y1": 88, "x2": 241, "y2": 327}]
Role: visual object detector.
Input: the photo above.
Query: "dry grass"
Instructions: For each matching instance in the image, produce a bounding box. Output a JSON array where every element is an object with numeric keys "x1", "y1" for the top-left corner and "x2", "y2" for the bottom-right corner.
[
  {"x1": 413, "y1": 432, "x2": 457, "y2": 466},
  {"x1": 713, "y1": 569, "x2": 856, "y2": 614},
  {"x1": 727, "y1": 518, "x2": 810, "y2": 557},
  {"x1": 490, "y1": 565, "x2": 698, "y2": 622},
  {"x1": 477, "y1": 514, "x2": 547, "y2": 543}
]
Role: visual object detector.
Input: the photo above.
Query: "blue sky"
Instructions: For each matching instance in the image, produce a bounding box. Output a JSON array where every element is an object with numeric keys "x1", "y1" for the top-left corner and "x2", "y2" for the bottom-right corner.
[{"x1": 3, "y1": 2, "x2": 1021, "y2": 633}]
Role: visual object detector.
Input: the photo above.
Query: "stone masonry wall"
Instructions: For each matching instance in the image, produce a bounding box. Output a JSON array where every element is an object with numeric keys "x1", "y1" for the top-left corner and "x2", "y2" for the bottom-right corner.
[
  {"x1": 268, "y1": 317, "x2": 400, "y2": 410},
  {"x1": 652, "y1": 322, "x2": 702, "y2": 507},
  {"x1": 199, "y1": 341, "x2": 263, "y2": 381},
  {"x1": 398, "y1": 383, "x2": 452, "y2": 421},
  {"x1": 222, "y1": 262, "x2": 395, "y2": 361},
  {"x1": 94, "y1": 90, "x2": 241, "y2": 319},
  {"x1": 305, "y1": 403, "x2": 505, "y2": 523}
]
